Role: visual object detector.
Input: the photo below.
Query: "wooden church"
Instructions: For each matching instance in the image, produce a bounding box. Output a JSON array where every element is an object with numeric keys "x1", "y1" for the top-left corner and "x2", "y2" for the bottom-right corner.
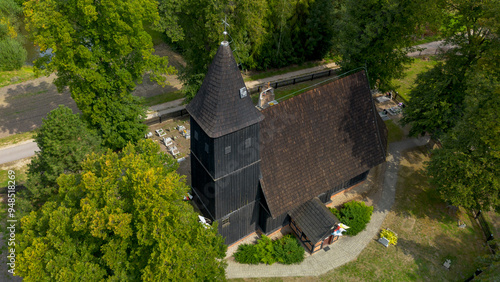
[{"x1": 186, "y1": 41, "x2": 387, "y2": 253}]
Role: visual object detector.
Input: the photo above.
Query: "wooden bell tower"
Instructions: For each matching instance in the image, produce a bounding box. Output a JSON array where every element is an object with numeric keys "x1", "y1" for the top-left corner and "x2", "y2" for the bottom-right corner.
[{"x1": 186, "y1": 41, "x2": 264, "y2": 244}]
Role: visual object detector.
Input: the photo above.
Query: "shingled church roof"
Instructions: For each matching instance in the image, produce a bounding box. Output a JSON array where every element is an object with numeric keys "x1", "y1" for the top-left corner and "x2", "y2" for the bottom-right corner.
[
  {"x1": 186, "y1": 42, "x2": 264, "y2": 138},
  {"x1": 260, "y1": 71, "x2": 387, "y2": 218}
]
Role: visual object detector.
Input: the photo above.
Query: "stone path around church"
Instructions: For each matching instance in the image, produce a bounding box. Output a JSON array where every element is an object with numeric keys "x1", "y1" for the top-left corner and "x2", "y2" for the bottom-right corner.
[{"x1": 226, "y1": 135, "x2": 430, "y2": 279}]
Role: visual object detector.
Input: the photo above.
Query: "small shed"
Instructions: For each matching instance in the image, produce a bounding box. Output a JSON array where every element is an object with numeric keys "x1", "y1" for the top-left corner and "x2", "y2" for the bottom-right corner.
[{"x1": 289, "y1": 197, "x2": 340, "y2": 254}]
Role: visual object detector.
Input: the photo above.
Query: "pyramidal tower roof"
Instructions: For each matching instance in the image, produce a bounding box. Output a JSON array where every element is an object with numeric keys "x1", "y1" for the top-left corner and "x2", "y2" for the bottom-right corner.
[{"x1": 186, "y1": 41, "x2": 264, "y2": 138}]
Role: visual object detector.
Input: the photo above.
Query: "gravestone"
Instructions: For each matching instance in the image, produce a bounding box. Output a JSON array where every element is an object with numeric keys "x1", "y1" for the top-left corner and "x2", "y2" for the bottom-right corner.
[{"x1": 443, "y1": 259, "x2": 451, "y2": 270}]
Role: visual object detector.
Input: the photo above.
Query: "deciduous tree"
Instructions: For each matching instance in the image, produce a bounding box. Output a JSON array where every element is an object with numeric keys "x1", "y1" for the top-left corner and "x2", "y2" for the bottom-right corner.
[
  {"x1": 335, "y1": 0, "x2": 435, "y2": 90},
  {"x1": 17, "y1": 140, "x2": 227, "y2": 280},
  {"x1": 24, "y1": 0, "x2": 175, "y2": 149},
  {"x1": 426, "y1": 42, "x2": 500, "y2": 211}
]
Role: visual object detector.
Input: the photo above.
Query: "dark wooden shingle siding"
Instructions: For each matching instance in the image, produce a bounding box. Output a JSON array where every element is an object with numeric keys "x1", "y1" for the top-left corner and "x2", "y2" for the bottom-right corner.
[
  {"x1": 260, "y1": 71, "x2": 387, "y2": 217},
  {"x1": 186, "y1": 43, "x2": 264, "y2": 138},
  {"x1": 218, "y1": 201, "x2": 260, "y2": 245},
  {"x1": 258, "y1": 194, "x2": 290, "y2": 233},
  {"x1": 213, "y1": 123, "x2": 260, "y2": 179},
  {"x1": 214, "y1": 163, "x2": 260, "y2": 219}
]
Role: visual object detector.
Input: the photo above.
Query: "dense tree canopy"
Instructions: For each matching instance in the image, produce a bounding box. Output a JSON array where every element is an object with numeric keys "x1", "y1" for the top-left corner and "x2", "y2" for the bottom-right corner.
[
  {"x1": 335, "y1": 0, "x2": 435, "y2": 90},
  {"x1": 21, "y1": 105, "x2": 101, "y2": 214},
  {"x1": 17, "y1": 140, "x2": 227, "y2": 280},
  {"x1": 24, "y1": 0, "x2": 175, "y2": 149},
  {"x1": 426, "y1": 84, "x2": 500, "y2": 211}
]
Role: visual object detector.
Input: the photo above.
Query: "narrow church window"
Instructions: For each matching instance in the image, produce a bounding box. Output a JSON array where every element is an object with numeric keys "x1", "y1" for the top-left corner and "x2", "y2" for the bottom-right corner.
[
  {"x1": 225, "y1": 146, "x2": 231, "y2": 154},
  {"x1": 222, "y1": 217, "x2": 230, "y2": 227},
  {"x1": 245, "y1": 138, "x2": 251, "y2": 148},
  {"x1": 205, "y1": 143, "x2": 209, "y2": 153},
  {"x1": 194, "y1": 130, "x2": 199, "y2": 140}
]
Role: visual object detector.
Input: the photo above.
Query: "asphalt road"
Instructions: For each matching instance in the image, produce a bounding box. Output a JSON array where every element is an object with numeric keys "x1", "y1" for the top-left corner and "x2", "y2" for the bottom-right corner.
[{"x1": 0, "y1": 140, "x2": 38, "y2": 165}]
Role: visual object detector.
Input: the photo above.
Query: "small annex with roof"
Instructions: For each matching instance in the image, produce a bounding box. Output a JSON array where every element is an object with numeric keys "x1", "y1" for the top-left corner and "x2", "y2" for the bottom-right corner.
[{"x1": 187, "y1": 41, "x2": 387, "y2": 253}]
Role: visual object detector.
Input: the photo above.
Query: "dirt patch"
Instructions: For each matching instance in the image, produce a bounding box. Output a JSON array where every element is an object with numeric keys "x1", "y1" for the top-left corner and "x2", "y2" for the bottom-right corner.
[
  {"x1": 0, "y1": 44, "x2": 185, "y2": 139},
  {"x1": 153, "y1": 42, "x2": 186, "y2": 70}
]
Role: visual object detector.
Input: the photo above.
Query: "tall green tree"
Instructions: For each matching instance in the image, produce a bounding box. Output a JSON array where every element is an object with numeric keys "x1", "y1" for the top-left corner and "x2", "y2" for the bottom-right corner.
[
  {"x1": 335, "y1": 0, "x2": 434, "y2": 90},
  {"x1": 402, "y1": 0, "x2": 498, "y2": 137},
  {"x1": 426, "y1": 78, "x2": 499, "y2": 211},
  {"x1": 21, "y1": 105, "x2": 101, "y2": 213},
  {"x1": 17, "y1": 140, "x2": 227, "y2": 280},
  {"x1": 425, "y1": 14, "x2": 500, "y2": 211},
  {"x1": 24, "y1": 0, "x2": 175, "y2": 150}
]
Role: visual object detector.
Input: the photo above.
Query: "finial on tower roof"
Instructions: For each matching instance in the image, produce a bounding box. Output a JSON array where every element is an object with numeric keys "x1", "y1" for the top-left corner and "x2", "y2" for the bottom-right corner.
[{"x1": 222, "y1": 16, "x2": 230, "y2": 43}]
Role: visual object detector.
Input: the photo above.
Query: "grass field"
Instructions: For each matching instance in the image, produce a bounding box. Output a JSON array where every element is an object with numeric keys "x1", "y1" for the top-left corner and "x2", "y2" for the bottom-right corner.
[
  {"x1": 392, "y1": 57, "x2": 439, "y2": 103},
  {"x1": 0, "y1": 159, "x2": 30, "y2": 188},
  {"x1": 0, "y1": 66, "x2": 36, "y2": 88},
  {"x1": 321, "y1": 147, "x2": 489, "y2": 281},
  {"x1": 411, "y1": 35, "x2": 442, "y2": 46},
  {"x1": 251, "y1": 78, "x2": 335, "y2": 105}
]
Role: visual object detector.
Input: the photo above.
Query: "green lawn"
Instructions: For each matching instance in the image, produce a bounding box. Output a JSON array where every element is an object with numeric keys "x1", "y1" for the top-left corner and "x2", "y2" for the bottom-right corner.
[
  {"x1": 411, "y1": 35, "x2": 442, "y2": 46},
  {"x1": 392, "y1": 57, "x2": 439, "y2": 103},
  {"x1": 0, "y1": 164, "x2": 29, "y2": 188},
  {"x1": 385, "y1": 120, "x2": 405, "y2": 143},
  {"x1": 0, "y1": 130, "x2": 36, "y2": 149},
  {"x1": 141, "y1": 90, "x2": 184, "y2": 107},
  {"x1": 0, "y1": 66, "x2": 36, "y2": 88},
  {"x1": 251, "y1": 78, "x2": 334, "y2": 105}
]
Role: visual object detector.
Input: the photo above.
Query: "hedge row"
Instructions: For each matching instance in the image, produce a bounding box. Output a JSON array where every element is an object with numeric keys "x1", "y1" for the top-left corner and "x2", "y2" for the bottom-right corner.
[{"x1": 234, "y1": 234, "x2": 305, "y2": 265}]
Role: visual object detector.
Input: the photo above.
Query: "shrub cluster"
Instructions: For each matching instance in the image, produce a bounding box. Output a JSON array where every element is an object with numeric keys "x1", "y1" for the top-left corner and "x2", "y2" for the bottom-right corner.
[
  {"x1": 0, "y1": 38, "x2": 26, "y2": 71},
  {"x1": 380, "y1": 229, "x2": 398, "y2": 245},
  {"x1": 234, "y1": 234, "x2": 305, "y2": 265},
  {"x1": 329, "y1": 201, "x2": 374, "y2": 236}
]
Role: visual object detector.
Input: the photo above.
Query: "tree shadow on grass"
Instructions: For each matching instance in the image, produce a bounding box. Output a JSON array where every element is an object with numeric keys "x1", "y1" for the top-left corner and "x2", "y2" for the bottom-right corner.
[
  {"x1": 393, "y1": 147, "x2": 456, "y2": 224},
  {"x1": 0, "y1": 73, "x2": 182, "y2": 139},
  {"x1": 396, "y1": 223, "x2": 488, "y2": 281},
  {"x1": 0, "y1": 79, "x2": 79, "y2": 138}
]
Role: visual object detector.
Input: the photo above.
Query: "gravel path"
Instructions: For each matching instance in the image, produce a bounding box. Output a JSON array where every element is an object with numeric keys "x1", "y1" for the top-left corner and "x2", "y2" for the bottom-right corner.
[{"x1": 407, "y1": 40, "x2": 454, "y2": 57}]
